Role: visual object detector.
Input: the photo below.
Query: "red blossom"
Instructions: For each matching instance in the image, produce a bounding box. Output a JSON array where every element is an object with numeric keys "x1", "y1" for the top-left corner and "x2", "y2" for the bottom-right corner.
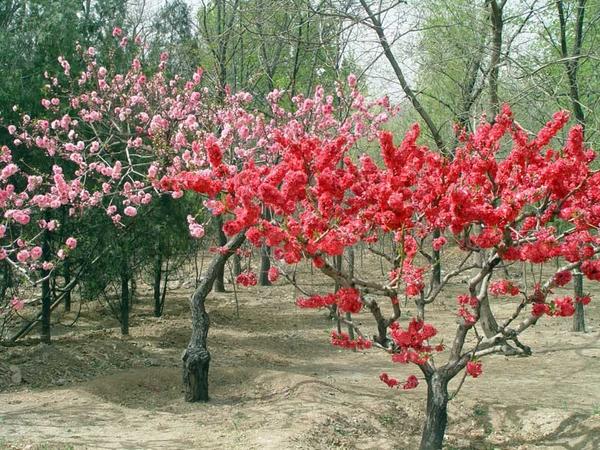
[
  {"x1": 552, "y1": 296, "x2": 575, "y2": 317},
  {"x1": 267, "y1": 267, "x2": 280, "y2": 283},
  {"x1": 402, "y1": 374, "x2": 419, "y2": 390},
  {"x1": 336, "y1": 287, "x2": 363, "y2": 314},
  {"x1": 295, "y1": 293, "x2": 336, "y2": 309},
  {"x1": 576, "y1": 295, "x2": 591, "y2": 305},
  {"x1": 489, "y1": 280, "x2": 520, "y2": 296},
  {"x1": 553, "y1": 270, "x2": 572, "y2": 287},
  {"x1": 582, "y1": 260, "x2": 600, "y2": 281},
  {"x1": 532, "y1": 302, "x2": 551, "y2": 317},
  {"x1": 330, "y1": 331, "x2": 372, "y2": 350},
  {"x1": 466, "y1": 360, "x2": 483, "y2": 378},
  {"x1": 379, "y1": 372, "x2": 399, "y2": 388},
  {"x1": 236, "y1": 271, "x2": 257, "y2": 287}
]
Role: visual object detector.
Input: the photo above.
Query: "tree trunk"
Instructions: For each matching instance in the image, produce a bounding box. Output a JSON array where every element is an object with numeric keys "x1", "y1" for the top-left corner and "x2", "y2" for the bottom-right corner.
[
  {"x1": 63, "y1": 259, "x2": 71, "y2": 312},
  {"x1": 214, "y1": 216, "x2": 227, "y2": 292},
  {"x1": 431, "y1": 229, "x2": 441, "y2": 287},
  {"x1": 573, "y1": 271, "x2": 585, "y2": 332},
  {"x1": 259, "y1": 244, "x2": 271, "y2": 286},
  {"x1": 420, "y1": 371, "x2": 449, "y2": 450},
  {"x1": 478, "y1": 293, "x2": 499, "y2": 337},
  {"x1": 489, "y1": 0, "x2": 505, "y2": 117},
  {"x1": 183, "y1": 287, "x2": 211, "y2": 402},
  {"x1": 153, "y1": 252, "x2": 163, "y2": 317},
  {"x1": 416, "y1": 298, "x2": 426, "y2": 321},
  {"x1": 183, "y1": 232, "x2": 246, "y2": 402},
  {"x1": 232, "y1": 254, "x2": 242, "y2": 276},
  {"x1": 40, "y1": 228, "x2": 52, "y2": 344},
  {"x1": 120, "y1": 260, "x2": 129, "y2": 335},
  {"x1": 259, "y1": 208, "x2": 272, "y2": 286}
]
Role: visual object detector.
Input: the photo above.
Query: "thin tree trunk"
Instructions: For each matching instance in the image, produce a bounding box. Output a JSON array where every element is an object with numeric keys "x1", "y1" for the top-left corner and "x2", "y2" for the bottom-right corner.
[
  {"x1": 232, "y1": 254, "x2": 242, "y2": 276},
  {"x1": 214, "y1": 216, "x2": 227, "y2": 292},
  {"x1": 420, "y1": 371, "x2": 449, "y2": 450},
  {"x1": 183, "y1": 232, "x2": 246, "y2": 402},
  {"x1": 259, "y1": 244, "x2": 271, "y2": 286},
  {"x1": 259, "y1": 208, "x2": 272, "y2": 286},
  {"x1": 40, "y1": 227, "x2": 52, "y2": 344},
  {"x1": 346, "y1": 247, "x2": 355, "y2": 340},
  {"x1": 573, "y1": 270, "x2": 585, "y2": 332},
  {"x1": 120, "y1": 260, "x2": 129, "y2": 335},
  {"x1": 153, "y1": 252, "x2": 163, "y2": 317},
  {"x1": 488, "y1": 0, "x2": 505, "y2": 117},
  {"x1": 432, "y1": 229, "x2": 442, "y2": 287},
  {"x1": 63, "y1": 258, "x2": 71, "y2": 312}
]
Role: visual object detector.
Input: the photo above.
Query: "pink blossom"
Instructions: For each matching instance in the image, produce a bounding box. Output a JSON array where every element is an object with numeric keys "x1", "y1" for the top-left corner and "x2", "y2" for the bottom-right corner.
[
  {"x1": 432, "y1": 236, "x2": 447, "y2": 251},
  {"x1": 347, "y1": 73, "x2": 357, "y2": 88},
  {"x1": 112, "y1": 27, "x2": 123, "y2": 37},
  {"x1": 30, "y1": 246, "x2": 43, "y2": 260},
  {"x1": 10, "y1": 297, "x2": 24, "y2": 311},
  {"x1": 124, "y1": 206, "x2": 137, "y2": 217},
  {"x1": 1, "y1": 163, "x2": 19, "y2": 179},
  {"x1": 65, "y1": 237, "x2": 77, "y2": 250},
  {"x1": 16, "y1": 250, "x2": 30, "y2": 263}
]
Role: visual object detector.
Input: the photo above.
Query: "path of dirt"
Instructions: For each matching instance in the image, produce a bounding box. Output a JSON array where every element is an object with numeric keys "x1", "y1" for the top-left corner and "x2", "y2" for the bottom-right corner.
[{"x1": 2, "y1": 261, "x2": 600, "y2": 449}]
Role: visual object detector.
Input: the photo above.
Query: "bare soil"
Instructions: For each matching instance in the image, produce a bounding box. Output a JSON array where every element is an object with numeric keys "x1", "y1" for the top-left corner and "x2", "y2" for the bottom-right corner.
[{"x1": 1, "y1": 257, "x2": 600, "y2": 449}]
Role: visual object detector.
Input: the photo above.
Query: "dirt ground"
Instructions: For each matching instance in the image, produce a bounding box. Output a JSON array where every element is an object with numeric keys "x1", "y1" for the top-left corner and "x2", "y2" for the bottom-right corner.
[{"x1": 1, "y1": 256, "x2": 600, "y2": 449}]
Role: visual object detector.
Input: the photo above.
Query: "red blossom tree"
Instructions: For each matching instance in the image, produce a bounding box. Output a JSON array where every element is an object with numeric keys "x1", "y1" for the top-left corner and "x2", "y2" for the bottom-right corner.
[{"x1": 175, "y1": 105, "x2": 598, "y2": 449}]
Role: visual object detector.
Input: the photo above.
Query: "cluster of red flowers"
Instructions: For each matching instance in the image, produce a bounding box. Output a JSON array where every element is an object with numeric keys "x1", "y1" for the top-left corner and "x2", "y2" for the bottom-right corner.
[
  {"x1": 236, "y1": 271, "x2": 257, "y2": 287},
  {"x1": 581, "y1": 260, "x2": 600, "y2": 281},
  {"x1": 531, "y1": 295, "x2": 589, "y2": 317},
  {"x1": 553, "y1": 296, "x2": 575, "y2": 316},
  {"x1": 330, "y1": 331, "x2": 372, "y2": 350},
  {"x1": 389, "y1": 318, "x2": 441, "y2": 365},
  {"x1": 577, "y1": 295, "x2": 592, "y2": 305},
  {"x1": 553, "y1": 270, "x2": 573, "y2": 287},
  {"x1": 489, "y1": 279, "x2": 520, "y2": 296},
  {"x1": 295, "y1": 293, "x2": 336, "y2": 309},
  {"x1": 267, "y1": 267, "x2": 280, "y2": 283},
  {"x1": 466, "y1": 360, "x2": 483, "y2": 378},
  {"x1": 296, "y1": 287, "x2": 363, "y2": 314},
  {"x1": 403, "y1": 374, "x2": 419, "y2": 390},
  {"x1": 336, "y1": 288, "x2": 363, "y2": 313},
  {"x1": 457, "y1": 294, "x2": 479, "y2": 325},
  {"x1": 379, "y1": 372, "x2": 399, "y2": 388},
  {"x1": 379, "y1": 373, "x2": 419, "y2": 390}
]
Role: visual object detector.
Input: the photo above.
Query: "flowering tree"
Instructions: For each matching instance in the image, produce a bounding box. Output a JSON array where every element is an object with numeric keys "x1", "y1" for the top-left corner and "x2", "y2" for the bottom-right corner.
[
  {"x1": 174, "y1": 105, "x2": 598, "y2": 449},
  {"x1": 0, "y1": 31, "x2": 224, "y2": 340}
]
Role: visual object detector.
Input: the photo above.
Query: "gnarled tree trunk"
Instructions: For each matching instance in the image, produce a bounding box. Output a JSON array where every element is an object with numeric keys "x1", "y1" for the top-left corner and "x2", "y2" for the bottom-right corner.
[
  {"x1": 183, "y1": 232, "x2": 246, "y2": 402},
  {"x1": 420, "y1": 371, "x2": 450, "y2": 450}
]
